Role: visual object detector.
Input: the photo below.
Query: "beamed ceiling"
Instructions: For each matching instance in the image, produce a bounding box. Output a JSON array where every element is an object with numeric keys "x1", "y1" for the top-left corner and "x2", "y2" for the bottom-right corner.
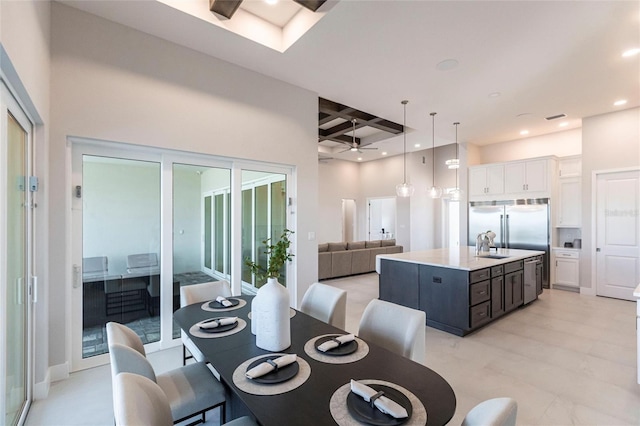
[{"x1": 318, "y1": 98, "x2": 404, "y2": 153}]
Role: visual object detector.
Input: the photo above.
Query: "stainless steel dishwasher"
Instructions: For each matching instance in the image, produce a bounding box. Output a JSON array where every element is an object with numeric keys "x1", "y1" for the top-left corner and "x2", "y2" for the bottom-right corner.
[{"x1": 524, "y1": 258, "x2": 540, "y2": 304}]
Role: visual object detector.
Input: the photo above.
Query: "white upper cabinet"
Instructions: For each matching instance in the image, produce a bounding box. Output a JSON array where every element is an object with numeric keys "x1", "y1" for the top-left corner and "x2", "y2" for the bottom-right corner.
[
  {"x1": 557, "y1": 177, "x2": 581, "y2": 227},
  {"x1": 469, "y1": 157, "x2": 556, "y2": 201},
  {"x1": 469, "y1": 164, "x2": 504, "y2": 197},
  {"x1": 558, "y1": 156, "x2": 581, "y2": 178},
  {"x1": 504, "y1": 159, "x2": 548, "y2": 194}
]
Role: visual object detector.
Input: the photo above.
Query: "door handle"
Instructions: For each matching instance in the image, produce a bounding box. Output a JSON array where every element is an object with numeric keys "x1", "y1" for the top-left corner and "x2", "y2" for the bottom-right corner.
[{"x1": 73, "y1": 264, "x2": 81, "y2": 288}]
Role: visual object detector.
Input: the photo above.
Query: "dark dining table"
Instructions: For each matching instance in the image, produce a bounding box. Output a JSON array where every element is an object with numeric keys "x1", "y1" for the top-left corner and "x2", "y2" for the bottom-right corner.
[{"x1": 173, "y1": 295, "x2": 456, "y2": 426}]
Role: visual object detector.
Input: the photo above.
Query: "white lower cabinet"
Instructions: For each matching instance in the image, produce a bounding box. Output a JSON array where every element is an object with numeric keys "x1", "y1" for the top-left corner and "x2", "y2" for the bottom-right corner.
[{"x1": 553, "y1": 249, "x2": 579, "y2": 288}]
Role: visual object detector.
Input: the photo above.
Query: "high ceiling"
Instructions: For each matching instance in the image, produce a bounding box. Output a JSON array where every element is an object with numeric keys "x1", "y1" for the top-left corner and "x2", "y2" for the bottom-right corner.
[{"x1": 59, "y1": 0, "x2": 640, "y2": 162}]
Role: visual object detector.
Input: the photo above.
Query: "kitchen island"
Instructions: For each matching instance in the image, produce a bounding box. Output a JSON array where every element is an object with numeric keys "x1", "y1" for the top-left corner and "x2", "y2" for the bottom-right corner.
[{"x1": 376, "y1": 247, "x2": 545, "y2": 336}]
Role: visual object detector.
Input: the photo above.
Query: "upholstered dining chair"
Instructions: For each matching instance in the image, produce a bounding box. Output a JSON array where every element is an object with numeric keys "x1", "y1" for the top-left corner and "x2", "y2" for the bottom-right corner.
[
  {"x1": 106, "y1": 322, "x2": 226, "y2": 425},
  {"x1": 114, "y1": 372, "x2": 172, "y2": 426},
  {"x1": 114, "y1": 372, "x2": 258, "y2": 426},
  {"x1": 299, "y1": 282, "x2": 347, "y2": 329},
  {"x1": 462, "y1": 397, "x2": 518, "y2": 426},
  {"x1": 357, "y1": 299, "x2": 426, "y2": 363},
  {"x1": 180, "y1": 280, "x2": 232, "y2": 365}
]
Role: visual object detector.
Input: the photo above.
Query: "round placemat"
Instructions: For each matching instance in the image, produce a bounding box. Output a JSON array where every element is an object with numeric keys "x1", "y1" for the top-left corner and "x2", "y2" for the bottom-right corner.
[
  {"x1": 189, "y1": 318, "x2": 247, "y2": 338},
  {"x1": 329, "y1": 379, "x2": 427, "y2": 426},
  {"x1": 247, "y1": 308, "x2": 296, "y2": 319},
  {"x1": 232, "y1": 353, "x2": 311, "y2": 396},
  {"x1": 304, "y1": 334, "x2": 369, "y2": 364},
  {"x1": 201, "y1": 298, "x2": 247, "y2": 312}
]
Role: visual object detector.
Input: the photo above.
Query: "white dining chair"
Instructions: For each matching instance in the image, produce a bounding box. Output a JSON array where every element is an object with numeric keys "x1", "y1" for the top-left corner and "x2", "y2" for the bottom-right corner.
[
  {"x1": 180, "y1": 280, "x2": 232, "y2": 364},
  {"x1": 299, "y1": 282, "x2": 347, "y2": 329},
  {"x1": 114, "y1": 372, "x2": 257, "y2": 426},
  {"x1": 358, "y1": 299, "x2": 426, "y2": 363},
  {"x1": 462, "y1": 397, "x2": 518, "y2": 426},
  {"x1": 106, "y1": 322, "x2": 226, "y2": 425},
  {"x1": 114, "y1": 372, "x2": 173, "y2": 426}
]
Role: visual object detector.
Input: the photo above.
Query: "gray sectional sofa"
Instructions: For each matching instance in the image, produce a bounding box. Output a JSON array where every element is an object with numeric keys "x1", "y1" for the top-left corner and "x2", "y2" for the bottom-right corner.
[{"x1": 318, "y1": 239, "x2": 403, "y2": 280}]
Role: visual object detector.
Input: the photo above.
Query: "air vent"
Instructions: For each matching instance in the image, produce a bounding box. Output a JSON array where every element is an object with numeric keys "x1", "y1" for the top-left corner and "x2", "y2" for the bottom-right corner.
[{"x1": 545, "y1": 114, "x2": 567, "y2": 121}]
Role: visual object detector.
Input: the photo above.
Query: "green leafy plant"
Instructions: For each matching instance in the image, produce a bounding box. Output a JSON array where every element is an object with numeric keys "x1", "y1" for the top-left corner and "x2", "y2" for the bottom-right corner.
[{"x1": 245, "y1": 229, "x2": 294, "y2": 280}]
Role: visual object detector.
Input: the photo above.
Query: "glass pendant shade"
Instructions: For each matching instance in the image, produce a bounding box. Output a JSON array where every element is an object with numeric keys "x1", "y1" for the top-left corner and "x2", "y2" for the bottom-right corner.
[
  {"x1": 429, "y1": 185, "x2": 443, "y2": 199},
  {"x1": 397, "y1": 100, "x2": 413, "y2": 197},
  {"x1": 449, "y1": 187, "x2": 463, "y2": 200},
  {"x1": 445, "y1": 158, "x2": 460, "y2": 169},
  {"x1": 429, "y1": 112, "x2": 442, "y2": 199},
  {"x1": 448, "y1": 122, "x2": 462, "y2": 200},
  {"x1": 396, "y1": 182, "x2": 415, "y2": 197}
]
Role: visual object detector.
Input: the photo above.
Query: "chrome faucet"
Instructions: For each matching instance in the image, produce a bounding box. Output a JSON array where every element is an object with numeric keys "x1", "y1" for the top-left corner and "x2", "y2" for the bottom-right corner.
[{"x1": 475, "y1": 230, "x2": 496, "y2": 255}]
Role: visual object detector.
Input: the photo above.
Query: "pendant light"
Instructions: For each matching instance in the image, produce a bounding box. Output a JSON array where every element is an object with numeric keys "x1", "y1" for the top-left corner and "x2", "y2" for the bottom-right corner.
[
  {"x1": 396, "y1": 100, "x2": 414, "y2": 197},
  {"x1": 449, "y1": 122, "x2": 463, "y2": 201},
  {"x1": 429, "y1": 112, "x2": 443, "y2": 199}
]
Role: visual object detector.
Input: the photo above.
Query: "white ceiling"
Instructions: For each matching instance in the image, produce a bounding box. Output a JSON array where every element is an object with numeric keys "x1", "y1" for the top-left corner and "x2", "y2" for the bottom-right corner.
[{"x1": 59, "y1": 0, "x2": 640, "y2": 162}]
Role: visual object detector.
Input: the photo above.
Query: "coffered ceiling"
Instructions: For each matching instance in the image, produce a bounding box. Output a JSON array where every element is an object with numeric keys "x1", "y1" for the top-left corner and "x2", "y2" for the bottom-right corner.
[{"x1": 59, "y1": 1, "x2": 640, "y2": 162}]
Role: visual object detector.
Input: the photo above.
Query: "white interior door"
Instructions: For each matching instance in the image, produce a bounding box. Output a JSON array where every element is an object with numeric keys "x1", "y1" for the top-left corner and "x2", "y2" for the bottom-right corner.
[{"x1": 596, "y1": 169, "x2": 640, "y2": 300}]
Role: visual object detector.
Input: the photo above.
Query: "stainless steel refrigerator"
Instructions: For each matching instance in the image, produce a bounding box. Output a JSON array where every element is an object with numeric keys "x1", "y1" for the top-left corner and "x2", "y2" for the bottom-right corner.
[{"x1": 468, "y1": 198, "x2": 550, "y2": 288}]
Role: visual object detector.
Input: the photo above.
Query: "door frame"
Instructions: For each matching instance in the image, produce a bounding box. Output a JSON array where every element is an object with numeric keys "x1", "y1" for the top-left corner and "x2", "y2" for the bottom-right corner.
[
  {"x1": 590, "y1": 166, "x2": 640, "y2": 298},
  {"x1": 68, "y1": 138, "x2": 296, "y2": 371},
  {"x1": 0, "y1": 78, "x2": 35, "y2": 425}
]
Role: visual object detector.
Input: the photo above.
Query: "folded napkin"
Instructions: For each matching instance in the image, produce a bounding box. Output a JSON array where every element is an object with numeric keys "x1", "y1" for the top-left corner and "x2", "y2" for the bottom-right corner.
[
  {"x1": 246, "y1": 354, "x2": 297, "y2": 379},
  {"x1": 318, "y1": 334, "x2": 355, "y2": 352},
  {"x1": 199, "y1": 317, "x2": 237, "y2": 329},
  {"x1": 350, "y1": 380, "x2": 409, "y2": 419},
  {"x1": 216, "y1": 296, "x2": 233, "y2": 307}
]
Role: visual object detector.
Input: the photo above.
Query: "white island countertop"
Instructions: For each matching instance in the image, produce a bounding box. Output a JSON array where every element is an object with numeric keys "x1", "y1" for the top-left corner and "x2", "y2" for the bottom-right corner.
[{"x1": 376, "y1": 246, "x2": 545, "y2": 273}]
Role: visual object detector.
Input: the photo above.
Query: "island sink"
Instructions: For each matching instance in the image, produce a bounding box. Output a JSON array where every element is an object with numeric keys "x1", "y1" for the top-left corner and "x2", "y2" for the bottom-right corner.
[{"x1": 476, "y1": 254, "x2": 510, "y2": 259}]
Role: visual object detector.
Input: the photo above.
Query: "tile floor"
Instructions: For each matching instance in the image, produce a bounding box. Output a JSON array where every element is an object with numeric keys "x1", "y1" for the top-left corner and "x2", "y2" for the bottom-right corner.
[{"x1": 26, "y1": 273, "x2": 640, "y2": 425}]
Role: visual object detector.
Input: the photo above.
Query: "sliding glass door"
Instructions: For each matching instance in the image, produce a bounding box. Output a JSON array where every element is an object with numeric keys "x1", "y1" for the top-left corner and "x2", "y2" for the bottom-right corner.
[
  {"x1": 173, "y1": 164, "x2": 230, "y2": 338},
  {"x1": 1, "y1": 83, "x2": 33, "y2": 426},
  {"x1": 76, "y1": 155, "x2": 161, "y2": 362},
  {"x1": 70, "y1": 143, "x2": 293, "y2": 371},
  {"x1": 241, "y1": 171, "x2": 287, "y2": 291}
]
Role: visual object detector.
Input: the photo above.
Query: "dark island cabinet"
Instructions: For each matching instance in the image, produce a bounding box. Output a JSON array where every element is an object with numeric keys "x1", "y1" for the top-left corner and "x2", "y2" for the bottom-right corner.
[{"x1": 379, "y1": 257, "x2": 532, "y2": 336}]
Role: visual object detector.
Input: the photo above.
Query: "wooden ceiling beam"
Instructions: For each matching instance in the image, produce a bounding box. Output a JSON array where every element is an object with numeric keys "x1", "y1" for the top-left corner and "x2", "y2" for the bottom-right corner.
[
  {"x1": 293, "y1": 0, "x2": 327, "y2": 12},
  {"x1": 318, "y1": 129, "x2": 360, "y2": 144},
  {"x1": 209, "y1": 0, "x2": 243, "y2": 19}
]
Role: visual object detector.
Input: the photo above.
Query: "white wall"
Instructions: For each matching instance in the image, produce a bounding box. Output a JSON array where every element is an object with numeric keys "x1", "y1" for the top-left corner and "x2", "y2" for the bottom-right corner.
[
  {"x1": 317, "y1": 159, "x2": 359, "y2": 243},
  {"x1": 50, "y1": 4, "x2": 318, "y2": 370},
  {"x1": 472, "y1": 128, "x2": 581, "y2": 165},
  {"x1": 318, "y1": 144, "x2": 458, "y2": 252},
  {"x1": 581, "y1": 107, "x2": 640, "y2": 292},
  {"x1": 1, "y1": 0, "x2": 51, "y2": 391}
]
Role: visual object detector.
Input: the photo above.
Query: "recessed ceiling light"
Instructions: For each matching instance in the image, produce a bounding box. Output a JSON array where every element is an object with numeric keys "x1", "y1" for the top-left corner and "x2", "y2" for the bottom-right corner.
[
  {"x1": 614, "y1": 99, "x2": 627, "y2": 106},
  {"x1": 381, "y1": 152, "x2": 388, "y2": 156},
  {"x1": 357, "y1": 157, "x2": 363, "y2": 161},
  {"x1": 414, "y1": 144, "x2": 421, "y2": 148},
  {"x1": 265, "y1": 0, "x2": 278, "y2": 4},
  {"x1": 622, "y1": 48, "x2": 640, "y2": 57},
  {"x1": 520, "y1": 130, "x2": 529, "y2": 135},
  {"x1": 558, "y1": 122, "x2": 569, "y2": 127},
  {"x1": 436, "y1": 59, "x2": 459, "y2": 71},
  {"x1": 488, "y1": 92, "x2": 501, "y2": 98}
]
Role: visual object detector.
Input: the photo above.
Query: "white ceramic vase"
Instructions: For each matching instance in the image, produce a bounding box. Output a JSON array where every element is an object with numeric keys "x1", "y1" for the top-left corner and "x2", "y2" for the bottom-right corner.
[{"x1": 253, "y1": 277, "x2": 291, "y2": 351}]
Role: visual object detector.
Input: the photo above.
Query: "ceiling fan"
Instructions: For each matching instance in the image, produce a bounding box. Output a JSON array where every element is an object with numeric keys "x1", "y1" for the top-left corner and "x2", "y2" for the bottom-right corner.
[{"x1": 338, "y1": 119, "x2": 378, "y2": 154}]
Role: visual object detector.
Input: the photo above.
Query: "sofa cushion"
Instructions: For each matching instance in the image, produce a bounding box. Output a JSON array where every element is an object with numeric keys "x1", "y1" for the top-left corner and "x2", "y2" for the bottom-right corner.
[
  {"x1": 331, "y1": 251, "x2": 352, "y2": 277},
  {"x1": 328, "y1": 242, "x2": 347, "y2": 252},
  {"x1": 347, "y1": 241, "x2": 366, "y2": 250},
  {"x1": 318, "y1": 252, "x2": 332, "y2": 280},
  {"x1": 381, "y1": 239, "x2": 396, "y2": 247},
  {"x1": 350, "y1": 249, "x2": 371, "y2": 274},
  {"x1": 318, "y1": 243, "x2": 329, "y2": 253},
  {"x1": 365, "y1": 240, "x2": 381, "y2": 248}
]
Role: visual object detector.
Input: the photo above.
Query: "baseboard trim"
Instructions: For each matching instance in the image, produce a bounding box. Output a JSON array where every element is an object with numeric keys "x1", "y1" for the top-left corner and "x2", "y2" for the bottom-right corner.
[
  {"x1": 49, "y1": 362, "x2": 70, "y2": 383},
  {"x1": 580, "y1": 286, "x2": 596, "y2": 296},
  {"x1": 33, "y1": 370, "x2": 50, "y2": 400}
]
